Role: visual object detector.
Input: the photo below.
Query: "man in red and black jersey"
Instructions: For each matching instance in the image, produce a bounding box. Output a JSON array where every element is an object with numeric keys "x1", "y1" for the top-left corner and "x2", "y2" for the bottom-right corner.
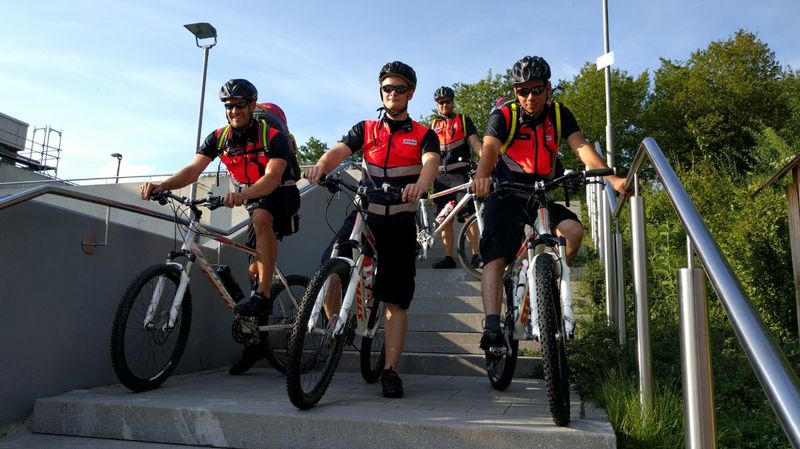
[
  {"x1": 140, "y1": 79, "x2": 300, "y2": 372},
  {"x1": 305, "y1": 61, "x2": 440, "y2": 398},
  {"x1": 471, "y1": 56, "x2": 628, "y2": 350},
  {"x1": 429, "y1": 86, "x2": 482, "y2": 269}
]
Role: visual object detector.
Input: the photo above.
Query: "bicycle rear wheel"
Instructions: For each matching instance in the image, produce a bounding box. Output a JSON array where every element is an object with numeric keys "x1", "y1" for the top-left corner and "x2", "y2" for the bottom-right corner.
[
  {"x1": 286, "y1": 259, "x2": 350, "y2": 409},
  {"x1": 359, "y1": 301, "x2": 386, "y2": 383},
  {"x1": 110, "y1": 264, "x2": 192, "y2": 392},
  {"x1": 263, "y1": 274, "x2": 309, "y2": 374},
  {"x1": 486, "y1": 276, "x2": 519, "y2": 390},
  {"x1": 534, "y1": 255, "x2": 571, "y2": 426},
  {"x1": 456, "y1": 214, "x2": 482, "y2": 280}
]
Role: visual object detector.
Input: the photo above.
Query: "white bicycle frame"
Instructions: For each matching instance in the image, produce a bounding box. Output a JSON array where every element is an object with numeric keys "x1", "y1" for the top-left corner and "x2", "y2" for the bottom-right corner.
[
  {"x1": 142, "y1": 205, "x2": 298, "y2": 337},
  {"x1": 512, "y1": 188, "x2": 575, "y2": 341},
  {"x1": 417, "y1": 181, "x2": 484, "y2": 258},
  {"x1": 307, "y1": 208, "x2": 381, "y2": 340}
]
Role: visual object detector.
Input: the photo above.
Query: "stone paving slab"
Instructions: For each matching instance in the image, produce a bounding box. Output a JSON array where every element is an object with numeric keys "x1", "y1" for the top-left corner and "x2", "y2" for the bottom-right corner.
[{"x1": 30, "y1": 368, "x2": 615, "y2": 449}]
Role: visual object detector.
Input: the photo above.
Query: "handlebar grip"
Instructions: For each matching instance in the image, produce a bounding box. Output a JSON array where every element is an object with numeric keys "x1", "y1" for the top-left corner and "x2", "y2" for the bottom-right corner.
[{"x1": 585, "y1": 168, "x2": 615, "y2": 178}]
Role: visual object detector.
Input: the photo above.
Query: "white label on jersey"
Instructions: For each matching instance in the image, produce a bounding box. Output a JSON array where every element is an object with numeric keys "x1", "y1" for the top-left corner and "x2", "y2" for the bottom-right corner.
[{"x1": 403, "y1": 139, "x2": 417, "y2": 145}]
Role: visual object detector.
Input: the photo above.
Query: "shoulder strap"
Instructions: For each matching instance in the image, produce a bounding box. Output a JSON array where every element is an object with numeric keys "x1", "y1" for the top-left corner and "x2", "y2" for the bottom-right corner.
[
  {"x1": 499, "y1": 103, "x2": 518, "y2": 155},
  {"x1": 216, "y1": 125, "x2": 232, "y2": 152},
  {"x1": 259, "y1": 119, "x2": 270, "y2": 153},
  {"x1": 554, "y1": 101, "x2": 561, "y2": 147},
  {"x1": 460, "y1": 113, "x2": 467, "y2": 136}
]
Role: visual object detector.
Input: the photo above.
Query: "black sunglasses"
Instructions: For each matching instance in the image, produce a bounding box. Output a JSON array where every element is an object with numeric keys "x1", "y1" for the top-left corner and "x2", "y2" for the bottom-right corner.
[
  {"x1": 515, "y1": 86, "x2": 547, "y2": 97},
  {"x1": 381, "y1": 84, "x2": 410, "y2": 94},
  {"x1": 437, "y1": 99, "x2": 453, "y2": 105},
  {"x1": 224, "y1": 101, "x2": 250, "y2": 110}
]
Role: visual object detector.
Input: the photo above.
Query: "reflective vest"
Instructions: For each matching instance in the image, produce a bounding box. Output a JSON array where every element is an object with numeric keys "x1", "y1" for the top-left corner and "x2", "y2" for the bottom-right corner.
[
  {"x1": 360, "y1": 119, "x2": 428, "y2": 215},
  {"x1": 498, "y1": 101, "x2": 562, "y2": 179},
  {"x1": 431, "y1": 113, "x2": 470, "y2": 172},
  {"x1": 215, "y1": 119, "x2": 279, "y2": 186}
]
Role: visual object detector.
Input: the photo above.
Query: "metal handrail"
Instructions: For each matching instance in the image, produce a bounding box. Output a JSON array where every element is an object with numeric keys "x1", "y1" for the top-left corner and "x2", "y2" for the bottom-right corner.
[
  {"x1": 0, "y1": 162, "x2": 355, "y2": 237},
  {"x1": 602, "y1": 137, "x2": 800, "y2": 448}
]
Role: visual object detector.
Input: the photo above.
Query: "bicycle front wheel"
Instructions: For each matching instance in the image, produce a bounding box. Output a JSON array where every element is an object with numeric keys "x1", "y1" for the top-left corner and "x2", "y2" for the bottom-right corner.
[
  {"x1": 286, "y1": 259, "x2": 350, "y2": 409},
  {"x1": 359, "y1": 301, "x2": 386, "y2": 383},
  {"x1": 486, "y1": 276, "x2": 519, "y2": 391},
  {"x1": 263, "y1": 274, "x2": 309, "y2": 374},
  {"x1": 534, "y1": 255, "x2": 570, "y2": 426},
  {"x1": 456, "y1": 214, "x2": 482, "y2": 281},
  {"x1": 110, "y1": 264, "x2": 192, "y2": 392}
]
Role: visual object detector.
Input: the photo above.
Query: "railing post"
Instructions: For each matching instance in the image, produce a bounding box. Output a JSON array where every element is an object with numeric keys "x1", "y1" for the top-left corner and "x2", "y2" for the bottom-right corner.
[
  {"x1": 602, "y1": 189, "x2": 616, "y2": 325},
  {"x1": 630, "y1": 175, "x2": 653, "y2": 411},
  {"x1": 615, "y1": 221, "x2": 625, "y2": 345},
  {"x1": 679, "y1": 238, "x2": 716, "y2": 449}
]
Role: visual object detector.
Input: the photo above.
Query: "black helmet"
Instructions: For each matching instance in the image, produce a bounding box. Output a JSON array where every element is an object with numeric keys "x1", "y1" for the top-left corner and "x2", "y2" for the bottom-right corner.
[
  {"x1": 219, "y1": 79, "x2": 258, "y2": 102},
  {"x1": 510, "y1": 56, "x2": 551, "y2": 85},
  {"x1": 379, "y1": 61, "x2": 417, "y2": 88},
  {"x1": 434, "y1": 86, "x2": 455, "y2": 101}
]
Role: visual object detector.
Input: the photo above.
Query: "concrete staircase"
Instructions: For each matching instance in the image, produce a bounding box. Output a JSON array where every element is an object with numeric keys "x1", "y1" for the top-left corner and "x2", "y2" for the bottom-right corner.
[{"x1": 5, "y1": 204, "x2": 616, "y2": 449}]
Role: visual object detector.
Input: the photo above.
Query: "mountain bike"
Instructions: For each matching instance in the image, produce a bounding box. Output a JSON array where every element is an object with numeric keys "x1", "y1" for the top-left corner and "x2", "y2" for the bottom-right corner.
[
  {"x1": 285, "y1": 175, "x2": 400, "y2": 410},
  {"x1": 484, "y1": 168, "x2": 612, "y2": 426},
  {"x1": 110, "y1": 191, "x2": 308, "y2": 392},
  {"x1": 417, "y1": 174, "x2": 484, "y2": 280}
]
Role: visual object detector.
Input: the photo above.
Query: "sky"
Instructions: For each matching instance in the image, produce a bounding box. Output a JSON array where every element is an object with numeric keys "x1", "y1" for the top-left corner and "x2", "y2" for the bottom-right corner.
[{"x1": 1, "y1": 0, "x2": 798, "y2": 182}]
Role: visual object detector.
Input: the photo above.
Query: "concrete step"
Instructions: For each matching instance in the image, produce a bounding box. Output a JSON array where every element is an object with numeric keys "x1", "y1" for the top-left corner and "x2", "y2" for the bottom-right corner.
[
  {"x1": 336, "y1": 351, "x2": 542, "y2": 378},
  {"x1": 402, "y1": 331, "x2": 539, "y2": 355},
  {"x1": 29, "y1": 369, "x2": 615, "y2": 449},
  {"x1": 407, "y1": 295, "x2": 483, "y2": 313}
]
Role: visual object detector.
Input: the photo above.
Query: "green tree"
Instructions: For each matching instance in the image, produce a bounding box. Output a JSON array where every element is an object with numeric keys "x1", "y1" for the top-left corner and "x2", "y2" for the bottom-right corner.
[
  {"x1": 556, "y1": 64, "x2": 649, "y2": 170},
  {"x1": 643, "y1": 29, "x2": 788, "y2": 172},
  {"x1": 297, "y1": 136, "x2": 328, "y2": 166}
]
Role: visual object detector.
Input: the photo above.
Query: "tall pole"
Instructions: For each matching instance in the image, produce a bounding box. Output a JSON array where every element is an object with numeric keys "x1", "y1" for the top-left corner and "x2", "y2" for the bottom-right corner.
[
  {"x1": 602, "y1": 0, "x2": 615, "y2": 168},
  {"x1": 190, "y1": 45, "x2": 211, "y2": 200}
]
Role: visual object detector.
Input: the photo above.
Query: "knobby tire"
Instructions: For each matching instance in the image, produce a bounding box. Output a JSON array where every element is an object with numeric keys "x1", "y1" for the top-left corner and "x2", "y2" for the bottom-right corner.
[{"x1": 263, "y1": 274, "x2": 309, "y2": 374}]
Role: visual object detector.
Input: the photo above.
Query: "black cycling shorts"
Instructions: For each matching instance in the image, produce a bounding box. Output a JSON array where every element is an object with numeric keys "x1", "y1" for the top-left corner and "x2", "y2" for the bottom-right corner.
[
  {"x1": 432, "y1": 170, "x2": 474, "y2": 222},
  {"x1": 323, "y1": 211, "x2": 417, "y2": 309},
  {"x1": 479, "y1": 193, "x2": 580, "y2": 265},
  {"x1": 245, "y1": 185, "x2": 300, "y2": 246}
]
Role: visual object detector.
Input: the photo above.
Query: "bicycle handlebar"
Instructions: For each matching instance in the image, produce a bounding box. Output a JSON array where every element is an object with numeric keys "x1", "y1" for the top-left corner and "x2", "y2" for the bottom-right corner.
[
  {"x1": 149, "y1": 191, "x2": 226, "y2": 210},
  {"x1": 318, "y1": 175, "x2": 405, "y2": 203},
  {"x1": 495, "y1": 167, "x2": 614, "y2": 195}
]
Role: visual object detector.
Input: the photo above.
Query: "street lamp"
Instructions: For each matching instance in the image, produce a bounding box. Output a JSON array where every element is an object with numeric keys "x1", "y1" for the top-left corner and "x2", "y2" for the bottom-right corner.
[
  {"x1": 184, "y1": 22, "x2": 217, "y2": 199},
  {"x1": 110, "y1": 153, "x2": 122, "y2": 183}
]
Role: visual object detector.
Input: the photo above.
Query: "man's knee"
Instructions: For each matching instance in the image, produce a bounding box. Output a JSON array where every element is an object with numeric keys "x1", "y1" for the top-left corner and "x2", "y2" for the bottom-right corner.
[
  {"x1": 251, "y1": 209, "x2": 275, "y2": 234},
  {"x1": 557, "y1": 219, "x2": 583, "y2": 243}
]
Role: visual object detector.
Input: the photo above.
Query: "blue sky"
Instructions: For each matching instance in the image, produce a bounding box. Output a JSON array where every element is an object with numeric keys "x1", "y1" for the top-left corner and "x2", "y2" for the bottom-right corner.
[{"x1": 1, "y1": 0, "x2": 798, "y2": 182}]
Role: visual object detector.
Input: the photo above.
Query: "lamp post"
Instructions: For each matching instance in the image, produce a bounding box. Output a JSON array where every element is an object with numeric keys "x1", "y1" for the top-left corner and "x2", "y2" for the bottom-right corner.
[
  {"x1": 110, "y1": 152, "x2": 122, "y2": 183},
  {"x1": 184, "y1": 22, "x2": 217, "y2": 199}
]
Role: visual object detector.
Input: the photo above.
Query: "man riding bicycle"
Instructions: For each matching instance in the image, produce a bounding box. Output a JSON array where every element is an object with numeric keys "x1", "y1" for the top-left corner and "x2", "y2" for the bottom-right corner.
[
  {"x1": 140, "y1": 78, "x2": 301, "y2": 374},
  {"x1": 429, "y1": 86, "x2": 483, "y2": 269},
  {"x1": 305, "y1": 61, "x2": 440, "y2": 398},
  {"x1": 471, "y1": 55, "x2": 628, "y2": 350}
]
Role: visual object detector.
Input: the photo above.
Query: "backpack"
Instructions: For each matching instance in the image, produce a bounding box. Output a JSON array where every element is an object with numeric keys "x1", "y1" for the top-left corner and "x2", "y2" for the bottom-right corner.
[{"x1": 252, "y1": 102, "x2": 302, "y2": 182}]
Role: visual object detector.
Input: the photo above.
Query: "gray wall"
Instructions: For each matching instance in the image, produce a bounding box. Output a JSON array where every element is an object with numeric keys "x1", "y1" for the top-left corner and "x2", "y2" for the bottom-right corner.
[{"x1": 0, "y1": 174, "x2": 355, "y2": 429}]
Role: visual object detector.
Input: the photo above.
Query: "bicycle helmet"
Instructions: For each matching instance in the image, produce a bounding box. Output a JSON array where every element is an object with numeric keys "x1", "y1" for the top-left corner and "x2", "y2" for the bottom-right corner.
[
  {"x1": 434, "y1": 86, "x2": 455, "y2": 101},
  {"x1": 379, "y1": 61, "x2": 417, "y2": 88},
  {"x1": 219, "y1": 79, "x2": 258, "y2": 102},
  {"x1": 510, "y1": 56, "x2": 551, "y2": 85}
]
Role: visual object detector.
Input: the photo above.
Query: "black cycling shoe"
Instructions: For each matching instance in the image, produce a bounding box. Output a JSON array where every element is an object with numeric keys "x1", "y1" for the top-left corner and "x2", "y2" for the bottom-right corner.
[
  {"x1": 480, "y1": 328, "x2": 504, "y2": 350},
  {"x1": 381, "y1": 368, "x2": 404, "y2": 398},
  {"x1": 432, "y1": 256, "x2": 456, "y2": 269},
  {"x1": 234, "y1": 291, "x2": 273, "y2": 317},
  {"x1": 229, "y1": 344, "x2": 265, "y2": 375}
]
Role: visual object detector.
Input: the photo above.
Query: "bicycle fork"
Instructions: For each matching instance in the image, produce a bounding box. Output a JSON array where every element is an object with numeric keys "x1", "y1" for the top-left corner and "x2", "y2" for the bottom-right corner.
[{"x1": 143, "y1": 261, "x2": 190, "y2": 331}]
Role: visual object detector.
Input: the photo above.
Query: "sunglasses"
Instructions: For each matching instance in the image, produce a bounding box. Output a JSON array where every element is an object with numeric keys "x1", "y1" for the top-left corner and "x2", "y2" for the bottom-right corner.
[
  {"x1": 224, "y1": 101, "x2": 250, "y2": 111},
  {"x1": 381, "y1": 84, "x2": 410, "y2": 94},
  {"x1": 515, "y1": 86, "x2": 547, "y2": 97},
  {"x1": 437, "y1": 99, "x2": 453, "y2": 105}
]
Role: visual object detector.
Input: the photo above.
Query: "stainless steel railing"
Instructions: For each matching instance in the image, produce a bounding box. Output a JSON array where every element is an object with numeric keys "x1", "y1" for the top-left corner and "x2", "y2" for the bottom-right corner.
[{"x1": 588, "y1": 137, "x2": 800, "y2": 449}]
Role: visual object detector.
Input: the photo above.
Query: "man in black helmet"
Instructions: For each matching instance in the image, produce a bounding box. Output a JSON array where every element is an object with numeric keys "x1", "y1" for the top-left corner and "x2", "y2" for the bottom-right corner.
[
  {"x1": 140, "y1": 78, "x2": 301, "y2": 374},
  {"x1": 471, "y1": 56, "x2": 628, "y2": 352},
  {"x1": 305, "y1": 61, "x2": 440, "y2": 398},
  {"x1": 428, "y1": 86, "x2": 483, "y2": 269}
]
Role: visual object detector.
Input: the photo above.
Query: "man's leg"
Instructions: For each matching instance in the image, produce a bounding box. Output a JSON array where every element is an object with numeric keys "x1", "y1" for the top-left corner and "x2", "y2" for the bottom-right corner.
[
  {"x1": 381, "y1": 302, "x2": 407, "y2": 398},
  {"x1": 555, "y1": 218, "x2": 583, "y2": 265},
  {"x1": 235, "y1": 209, "x2": 277, "y2": 316},
  {"x1": 432, "y1": 221, "x2": 457, "y2": 269}
]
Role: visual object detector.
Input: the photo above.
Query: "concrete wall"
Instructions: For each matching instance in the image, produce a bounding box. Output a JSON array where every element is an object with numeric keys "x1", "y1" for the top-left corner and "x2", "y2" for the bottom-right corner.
[{"x1": 0, "y1": 172, "x2": 356, "y2": 430}]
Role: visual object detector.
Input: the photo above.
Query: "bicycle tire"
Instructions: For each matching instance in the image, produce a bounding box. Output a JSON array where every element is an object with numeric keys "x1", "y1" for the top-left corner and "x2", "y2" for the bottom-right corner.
[
  {"x1": 263, "y1": 274, "x2": 309, "y2": 374},
  {"x1": 359, "y1": 301, "x2": 386, "y2": 383},
  {"x1": 456, "y1": 214, "x2": 482, "y2": 281},
  {"x1": 486, "y1": 276, "x2": 519, "y2": 391},
  {"x1": 534, "y1": 255, "x2": 571, "y2": 426},
  {"x1": 110, "y1": 264, "x2": 192, "y2": 392},
  {"x1": 286, "y1": 258, "x2": 350, "y2": 409}
]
